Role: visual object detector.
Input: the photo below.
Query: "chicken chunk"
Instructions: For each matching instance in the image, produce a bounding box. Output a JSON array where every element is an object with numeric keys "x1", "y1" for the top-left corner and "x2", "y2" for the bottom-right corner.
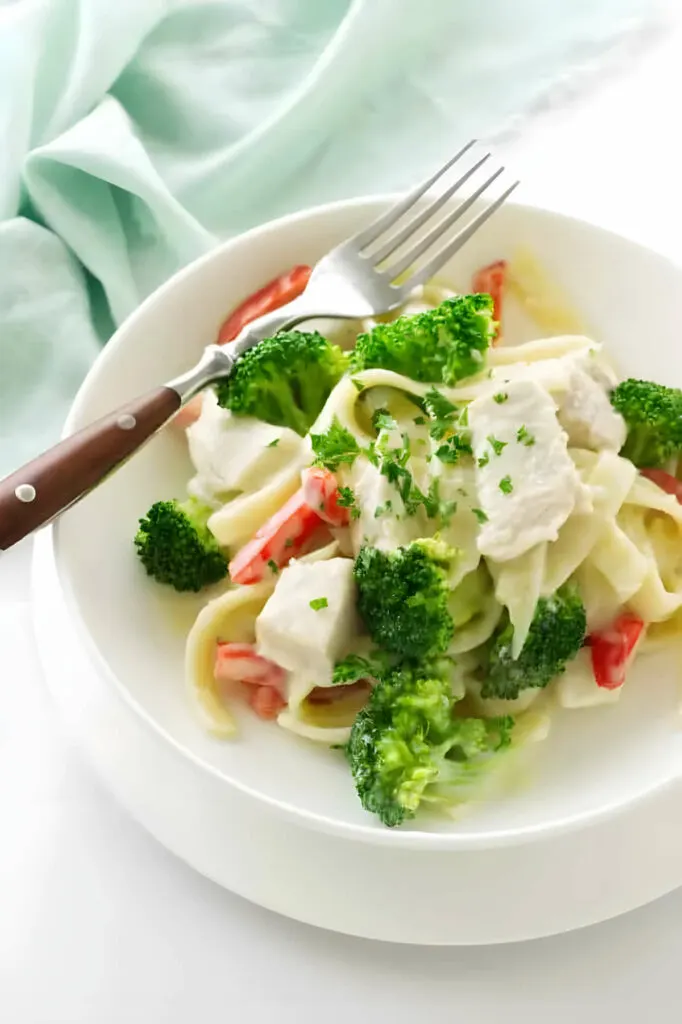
[
  {"x1": 470, "y1": 379, "x2": 584, "y2": 561},
  {"x1": 256, "y1": 557, "x2": 358, "y2": 679}
]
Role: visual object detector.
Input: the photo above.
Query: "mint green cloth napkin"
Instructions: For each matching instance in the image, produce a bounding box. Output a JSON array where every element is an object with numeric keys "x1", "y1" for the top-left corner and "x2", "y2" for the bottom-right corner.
[{"x1": 0, "y1": 0, "x2": 662, "y2": 473}]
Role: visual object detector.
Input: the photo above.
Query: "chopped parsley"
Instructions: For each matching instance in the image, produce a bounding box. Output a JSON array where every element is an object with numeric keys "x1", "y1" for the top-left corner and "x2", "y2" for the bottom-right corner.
[
  {"x1": 310, "y1": 418, "x2": 360, "y2": 471},
  {"x1": 413, "y1": 415, "x2": 426, "y2": 426},
  {"x1": 472, "y1": 507, "x2": 489, "y2": 524},
  {"x1": 374, "y1": 435, "x2": 416, "y2": 512},
  {"x1": 365, "y1": 439, "x2": 378, "y2": 466},
  {"x1": 435, "y1": 433, "x2": 473, "y2": 465},
  {"x1": 372, "y1": 408, "x2": 397, "y2": 433},
  {"x1": 429, "y1": 421, "x2": 451, "y2": 442},
  {"x1": 516, "y1": 424, "x2": 535, "y2": 447},
  {"x1": 337, "y1": 485, "x2": 360, "y2": 518},
  {"x1": 493, "y1": 392, "x2": 508, "y2": 404},
  {"x1": 441, "y1": 502, "x2": 458, "y2": 526},
  {"x1": 266, "y1": 438, "x2": 280, "y2": 448},
  {"x1": 419, "y1": 478, "x2": 455, "y2": 524},
  {"x1": 351, "y1": 378, "x2": 365, "y2": 393},
  {"x1": 284, "y1": 538, "x2": 294, "y2": 548},
  {"x1": 423, "y1": 387, "x2": 458, "y2": 421},
  {"x1": 267, "y1": 559, "x2": 279, "y2": 574},
  {"x1": 350, "y1": 403, "x2": 467, "y2": 522},
  {"x1": 373, "y1": 439, "x2": 455, "y2": 522},
  {"x1": 487, "y1": 434, "x2": 507, "y2": 457},
  {"x1": 499, "y1": 475, "x2": 514, "y2": 494},
  {"x1": 434, "y1": 490, "x2": 457, "y2": 527},
  {"x1": 309, "y1": 597, "x2": 328, "y2": 611},
  {"x1": 422, "y1": 478, "x2": 443, "y2": 519},
  {"x1": 423, "y1": 387, "x2": 458, "y2": 441},
  {"x1": 477, "y1": 451, "x2": 490, "y2": 468}
]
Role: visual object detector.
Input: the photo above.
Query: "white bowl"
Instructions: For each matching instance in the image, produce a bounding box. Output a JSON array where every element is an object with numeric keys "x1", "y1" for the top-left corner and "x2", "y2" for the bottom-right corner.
[{"x1": 36, "y1": 198, "x2": 682, "y2": 920}]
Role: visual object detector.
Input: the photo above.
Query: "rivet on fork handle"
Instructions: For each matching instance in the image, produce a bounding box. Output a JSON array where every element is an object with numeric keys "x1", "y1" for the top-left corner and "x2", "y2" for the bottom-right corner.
[{"x1": 0, "y1": 386, "x2": 181, "y2": 551}]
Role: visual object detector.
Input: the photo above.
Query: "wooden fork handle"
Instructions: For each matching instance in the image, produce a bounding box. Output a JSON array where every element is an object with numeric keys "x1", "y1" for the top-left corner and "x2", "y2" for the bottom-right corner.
[{"x1": 0, "y1": 386, "x2": 181, "y2": 551}]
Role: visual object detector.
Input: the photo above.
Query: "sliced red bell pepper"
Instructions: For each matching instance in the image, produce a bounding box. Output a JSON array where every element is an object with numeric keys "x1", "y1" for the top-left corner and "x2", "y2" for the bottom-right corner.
[
  {"x1": 229, "y1": 468, "x2": 347, "y2": 584},
  {"x1": 247, "y1": 685, "x2": 287, "y2": 720},
  {"x1": 301, "y1": 467, "x2": 350, "y2": 527},
  {"x1": 590, "y1": 613, "x2": 645, "y2": 690},
  {"x1": 228, "y1": 488, "x2": 323, "y2": 585},
  {"x1": 214, "y1": 642, "x2": 286, "y2": 690},
  {"x1": 213, "y1": 642, "x2": 288, "y2": 721},
  {"x1": 217, "y1": 264, "x2": 312, "y2": 345},
  {"x1": 640, "y1": 468, "x2": 682, "y2": 504},
  {"x1": 472, "y1": 259, "x2": 508, "y2": 343}
]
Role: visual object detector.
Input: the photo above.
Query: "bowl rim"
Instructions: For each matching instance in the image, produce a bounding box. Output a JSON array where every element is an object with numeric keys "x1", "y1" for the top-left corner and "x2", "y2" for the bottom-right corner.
[{"x1": 50, "y1": 192, "x2": 682, "y2": 851}]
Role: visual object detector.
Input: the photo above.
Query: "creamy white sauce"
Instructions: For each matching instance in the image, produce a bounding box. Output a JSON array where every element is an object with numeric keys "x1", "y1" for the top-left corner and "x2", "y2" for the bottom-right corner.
[{"x1": 555, "y1": 648, "x2": 622, "y2": 708}]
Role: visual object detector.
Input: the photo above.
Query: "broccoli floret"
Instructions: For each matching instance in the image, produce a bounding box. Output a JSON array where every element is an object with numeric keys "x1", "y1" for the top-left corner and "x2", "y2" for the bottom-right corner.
[
  {"x1": 354, "y1": 539, "x2": 457, "y2": 660},
  {"x1": 482, "y1": 584, "x2": 586, "y2": 700},
  {"x1": 332, "y1": 651, "x2": 393, "y2": 685},
  {"x1": 352, "y1": 294, "x2": 494, "y2": 385},
  {"x1": 134, "y1": 499, "x2": 228, "y2": 592},
  {"x1": 347, "y1": 663, "x2": 513, "y2": 826},
  {"x1": 216, "y1": 330, "x2": 349, "y2": 436},
  {"x1": 610, "y1": 378, "x2": 682, "y2": 468}
]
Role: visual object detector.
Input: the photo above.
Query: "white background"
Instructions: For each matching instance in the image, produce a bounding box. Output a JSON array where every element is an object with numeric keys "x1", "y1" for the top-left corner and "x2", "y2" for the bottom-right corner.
[{"x1": 3, "y1": 19, "x2": 682, "y2": 1022}]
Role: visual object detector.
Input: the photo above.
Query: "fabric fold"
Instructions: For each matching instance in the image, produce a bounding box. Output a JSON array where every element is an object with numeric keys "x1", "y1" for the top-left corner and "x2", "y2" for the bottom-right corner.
[{"x1": 0, "y1": 0, "x2": 666, "y2": 475}]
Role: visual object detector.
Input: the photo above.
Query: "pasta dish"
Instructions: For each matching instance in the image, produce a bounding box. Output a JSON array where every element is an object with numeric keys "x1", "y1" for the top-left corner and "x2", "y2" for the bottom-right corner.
[{"x1": 133, "y1": 257, "x2": 682, "y2": 827}]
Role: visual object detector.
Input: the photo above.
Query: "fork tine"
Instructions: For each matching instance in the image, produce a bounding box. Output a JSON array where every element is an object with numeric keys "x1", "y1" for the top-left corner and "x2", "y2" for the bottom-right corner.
[
  {"x1": 401, "y1": 181, "x2": 520, "y2": 292},
  {"x1": 382, "y1": 166, "x2": 505, "y2": 281},
  {"x1": 346, "y1": 140, "x2": 477, "y2": 252},
  {"x1": 370, "y1": 153, "x2": 491, "y2": 265}
]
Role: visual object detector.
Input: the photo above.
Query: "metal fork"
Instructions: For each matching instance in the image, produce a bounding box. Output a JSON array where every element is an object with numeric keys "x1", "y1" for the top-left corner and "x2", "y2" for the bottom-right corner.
[{"x1": 0, "y1": 141, "x2": 517, "y2": 550}]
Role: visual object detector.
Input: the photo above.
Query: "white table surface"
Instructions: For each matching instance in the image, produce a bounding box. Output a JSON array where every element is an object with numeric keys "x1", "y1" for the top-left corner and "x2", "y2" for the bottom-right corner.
[{"x1": 4, "y1": 18, "x2": 682, "y2": 1022}]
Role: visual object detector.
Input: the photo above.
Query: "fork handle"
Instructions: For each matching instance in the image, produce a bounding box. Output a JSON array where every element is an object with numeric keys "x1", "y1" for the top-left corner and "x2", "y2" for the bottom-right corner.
[
  {"x1": 0, "y1": 386, "x2": 181, "y2": 551},
  {"x1": 0, "y1": 300, "x2": 312, "y2": 552},
  {"x1": 0, "y1": 294, "x2": 340, "y2": 552}
]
